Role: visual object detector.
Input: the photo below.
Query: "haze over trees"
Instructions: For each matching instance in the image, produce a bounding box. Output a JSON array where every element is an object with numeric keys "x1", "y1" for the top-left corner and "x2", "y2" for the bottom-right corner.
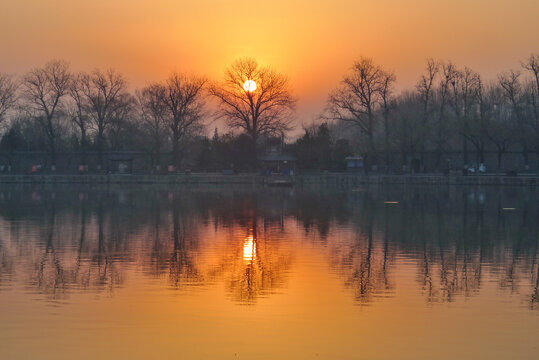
[{"x1": 0, "y1": 53, "x2": 538, "y2": 173}]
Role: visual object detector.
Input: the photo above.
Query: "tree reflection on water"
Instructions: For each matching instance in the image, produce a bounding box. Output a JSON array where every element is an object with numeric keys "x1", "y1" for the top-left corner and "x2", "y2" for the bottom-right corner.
[{"x1": 0, "y1": 185, "x2": 537, "y2": 308}]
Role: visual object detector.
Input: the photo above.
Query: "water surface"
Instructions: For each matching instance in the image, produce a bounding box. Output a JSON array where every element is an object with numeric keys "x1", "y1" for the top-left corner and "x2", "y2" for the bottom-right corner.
[{"x1": 0, "y1": 185, "x2": 537, "y2": 359}]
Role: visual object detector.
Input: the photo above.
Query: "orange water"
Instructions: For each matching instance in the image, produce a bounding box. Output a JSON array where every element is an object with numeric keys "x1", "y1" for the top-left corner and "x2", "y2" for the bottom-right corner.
[{"x1": 0, "y1": 186, "x2": 537, "y2": 359}]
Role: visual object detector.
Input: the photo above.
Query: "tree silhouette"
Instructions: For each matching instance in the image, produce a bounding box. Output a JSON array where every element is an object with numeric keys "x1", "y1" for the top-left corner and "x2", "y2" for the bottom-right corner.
[{"x1": 210, "y1": 58, "x2": 296, "y2": 148}]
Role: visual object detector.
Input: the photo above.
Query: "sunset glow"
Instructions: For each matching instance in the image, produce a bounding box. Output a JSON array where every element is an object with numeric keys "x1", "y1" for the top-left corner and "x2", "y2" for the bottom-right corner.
[{"x1": 1, "y1": 0, "x2": 537, "y2": 122}]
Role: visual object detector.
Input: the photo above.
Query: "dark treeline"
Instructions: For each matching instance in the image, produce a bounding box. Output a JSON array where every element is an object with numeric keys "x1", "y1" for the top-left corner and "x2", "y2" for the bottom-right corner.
[
  {"x1": 0, "y1": 54, "x2": 538, "y2": 173},
  {"x1": 325, "y1": 55, "x2": 539, "y2": 173}
]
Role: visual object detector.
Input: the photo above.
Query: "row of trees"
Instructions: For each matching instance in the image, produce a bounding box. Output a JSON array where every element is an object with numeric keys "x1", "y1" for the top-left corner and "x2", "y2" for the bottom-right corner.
[
  {"x1": 0, "y1": 54, "x2": 538, "y2": 172},
  {"x1": 0, "y1": 58, "x2": 295, "y2": 171},
  {"x1": 326, "y1": 54, "x2": 539, "y2": 171}
]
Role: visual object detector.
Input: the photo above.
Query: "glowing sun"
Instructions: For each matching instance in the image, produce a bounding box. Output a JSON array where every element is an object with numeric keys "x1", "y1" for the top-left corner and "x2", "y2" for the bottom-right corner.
[{"x1": 243, "y1": 79, "x2": 257, "y2": 92}]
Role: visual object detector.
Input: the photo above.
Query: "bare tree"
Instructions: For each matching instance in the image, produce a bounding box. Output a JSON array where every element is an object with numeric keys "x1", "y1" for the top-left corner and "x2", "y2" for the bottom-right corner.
[
  {"x1": 499, "y1": 70, "x2": 530, "y2": 167},
  {"x1": 482, "y1": 83, "x2": 514, "y2": 171},
  {"x1": 468, "y1": 77, "x2": 489, "y2": 166},
  {"x1": 107, "y1": 92, "x2": 135, "y2": 151},
  {"x1": 522, "y1": 54, "x2": 539, "y2": 143},
  {"x1": 23, "y1": 60, "x2": 71, "y2": 168},
  {"x1": 326, "y1": 57, "x2": 392, "y2": 169},
  {"x1": 391, "y1": 91, "x2": 424, "y2": 170},
  {"x1": 522, "y1": 54, "x2": 539, "y2": 101},
  {"x1": 380, "y1": 71, "x2": 396, "y2": 171},
  {"x1": 416, "y1": 59, "x2": 439, "y2": 168},
  {"x1": 80, "y1": 69, "x2": 129, "y2": 169},
  {"x1": 137, "y1": 84, "x2": 167, "y2": 170},
  {"x1": 449, "y1": 66, "x2": 481, "y2": 168},
  {"x1": 68, "y1": 73, "x2": 90, "y2": 165},
  {"x1": 0, "y1": 73, "x2": 19, "y2": 127},
  {"x1": 433, "y1": 62, "x2": 457, "y2": 169},
  {"x1": 158, "y1": 72, "x2": 206, "y2": 169},
  {"x1": 209, "y1": 58, "x2": 296, "y2": 147}
]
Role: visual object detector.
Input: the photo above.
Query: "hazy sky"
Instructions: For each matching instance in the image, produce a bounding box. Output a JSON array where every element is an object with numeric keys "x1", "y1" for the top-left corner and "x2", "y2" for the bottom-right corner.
[{"x1": 1, "y1": 0, "x2": 538, "y2": 124}]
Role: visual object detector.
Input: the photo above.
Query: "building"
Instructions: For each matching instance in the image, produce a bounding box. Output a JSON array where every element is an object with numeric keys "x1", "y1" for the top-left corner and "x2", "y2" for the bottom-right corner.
[
  {"x1": 345, "y1": 156, "x2": 364, "y2": 172},
  {"x1": 259, "y1": 152, "x2": 297, "y2": 175}
]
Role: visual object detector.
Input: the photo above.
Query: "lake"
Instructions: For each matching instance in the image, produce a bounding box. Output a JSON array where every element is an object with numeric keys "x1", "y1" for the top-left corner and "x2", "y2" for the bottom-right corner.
[{"x1": 0, "y1": 185, "x2": 537, "y2": 359}]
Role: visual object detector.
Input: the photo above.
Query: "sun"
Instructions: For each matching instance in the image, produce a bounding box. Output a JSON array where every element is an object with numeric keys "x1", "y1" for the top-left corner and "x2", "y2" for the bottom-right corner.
[{"x1": 243, "y1": 79, "x2": 257, "y2": 92}]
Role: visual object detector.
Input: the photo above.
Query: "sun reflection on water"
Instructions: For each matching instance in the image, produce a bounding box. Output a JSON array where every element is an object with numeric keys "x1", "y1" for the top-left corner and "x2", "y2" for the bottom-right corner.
[{"x1": 242, "y1": 234, "x2": 256, "y2": 262}]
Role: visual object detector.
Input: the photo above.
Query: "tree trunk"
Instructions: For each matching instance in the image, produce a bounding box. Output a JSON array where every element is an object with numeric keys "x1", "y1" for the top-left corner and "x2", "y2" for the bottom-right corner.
[
  {"x1": 497, "y1": 149, "x2": 503, "y2": 173},
  {"x1": 155, "y1": 143, "x2": 161, "y2": 170},
  {"x1": 384, "y1": 116, "x2": 390, "y2": 173},
  {"x1": 462, "y1": 136, "x2": 468, "y2": 166},
  {"x1": 172, "y1": 131, "x2": 180, "y2": 169},
  {"x1": 49, "y1": 139, "x2": 57, "y2": 168},
  {"x1": 401, "y1": 150, "x2": 407, "y2": 172},
  {"x1": 478, "y1": 145, "x2": 484, "y2": 165},
  {"x1": 46, "y1": 117, "x2": 57, "y2": 168},
  {"x1": 97, "y1": 129, "x2": 105, "y2": 170},
  {"x1": 368, "y1": 130, "x2": 376, "y2": 170},
  {"x1": 435, "y1": 113, "x2": 444, "y2": 172},
  {"x1": 523, "y1": 144, "x2": 529, "y2": 169},
  {"x1": 420, "y1": 144, "x2": 426, "y2": 173},
  {"x1": 80, "y1": 127, "x2": 87, "y2": 165},
  {"x1": 435, "y1": 146, "x2": 442, "y2": 172}
]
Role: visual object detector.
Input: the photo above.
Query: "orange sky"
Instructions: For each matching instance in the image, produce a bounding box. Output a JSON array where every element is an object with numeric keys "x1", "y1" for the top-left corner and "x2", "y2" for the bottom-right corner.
[{"x1": 1, "y1": 0, "x2": 538, "y2": 125}]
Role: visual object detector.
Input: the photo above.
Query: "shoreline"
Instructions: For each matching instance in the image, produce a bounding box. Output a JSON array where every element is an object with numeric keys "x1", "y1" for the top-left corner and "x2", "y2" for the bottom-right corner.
[{"x1": 1, "y1": 173, "x2": 539, "y2": 186}]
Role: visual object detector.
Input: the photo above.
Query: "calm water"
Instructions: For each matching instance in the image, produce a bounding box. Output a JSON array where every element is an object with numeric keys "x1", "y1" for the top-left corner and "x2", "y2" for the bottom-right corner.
[{"x1": 0, "y1": 185, "x2": 537, "y2": 359}]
